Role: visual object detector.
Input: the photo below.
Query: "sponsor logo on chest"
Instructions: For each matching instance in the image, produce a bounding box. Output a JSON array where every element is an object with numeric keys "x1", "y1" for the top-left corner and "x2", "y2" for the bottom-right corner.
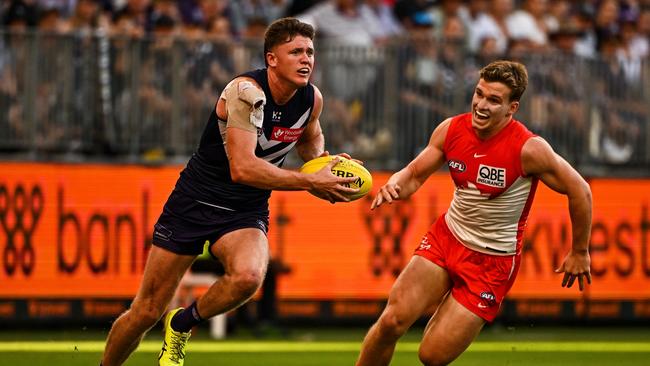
[
  {"x1": 477, "y1": 164, "x2": 506, "y2": 188},
  {"x1": 271, "y1": 126, "x2": 305, "y2": 142}
]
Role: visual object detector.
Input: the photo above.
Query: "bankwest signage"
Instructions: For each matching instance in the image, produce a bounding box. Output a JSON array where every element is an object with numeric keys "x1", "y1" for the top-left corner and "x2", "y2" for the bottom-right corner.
[{"x1": 1, "y1": 163, "x2": 649, "y2": 306}]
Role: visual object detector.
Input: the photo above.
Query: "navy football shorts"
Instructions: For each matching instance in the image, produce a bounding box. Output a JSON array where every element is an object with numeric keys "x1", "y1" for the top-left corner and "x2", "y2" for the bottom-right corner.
[{"x1": 152, "y1": 190, "x2": 269, "y2": 256}]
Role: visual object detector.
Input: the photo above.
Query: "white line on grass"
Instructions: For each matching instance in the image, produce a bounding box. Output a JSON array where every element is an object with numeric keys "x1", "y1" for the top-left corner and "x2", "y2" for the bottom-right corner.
[{"x1": 0, "y1": 341, "x2": 649, "y2": 353}]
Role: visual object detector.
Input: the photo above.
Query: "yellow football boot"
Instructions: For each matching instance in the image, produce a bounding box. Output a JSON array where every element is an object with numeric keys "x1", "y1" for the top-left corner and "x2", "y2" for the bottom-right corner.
[{"x1": 158, "y1": 308, "x2": 191, "y2": 366}]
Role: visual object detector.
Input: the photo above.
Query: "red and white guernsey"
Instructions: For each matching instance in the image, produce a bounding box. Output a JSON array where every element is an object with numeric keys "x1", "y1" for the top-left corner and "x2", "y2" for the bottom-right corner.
[{"x1": 443, "y1": 113, "x2": 538, "y2": 256}]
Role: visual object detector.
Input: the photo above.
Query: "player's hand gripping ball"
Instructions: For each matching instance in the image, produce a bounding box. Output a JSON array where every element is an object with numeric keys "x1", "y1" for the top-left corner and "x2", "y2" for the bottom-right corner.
[{"x1": 299, "y1": 156, "x2": 373, "y2": 201}]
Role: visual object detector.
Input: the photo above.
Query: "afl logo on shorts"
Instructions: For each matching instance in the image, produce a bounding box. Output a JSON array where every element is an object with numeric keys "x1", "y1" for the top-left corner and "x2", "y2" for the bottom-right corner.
[
  {"x1": 479, "y1": 291, "x2": 496, "y2": 307},
  {"x1": 477, "y1": 164, "x2": 506, "y2": 188},
  {"x1": 448, "y1": 160, "x2": 466, "y2": 172}
]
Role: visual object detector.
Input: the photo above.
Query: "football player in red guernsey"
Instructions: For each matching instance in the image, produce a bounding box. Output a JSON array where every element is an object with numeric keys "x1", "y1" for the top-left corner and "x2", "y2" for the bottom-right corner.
[{"x1": 356, "y1": 60, "x2": 592, "y2": 366}]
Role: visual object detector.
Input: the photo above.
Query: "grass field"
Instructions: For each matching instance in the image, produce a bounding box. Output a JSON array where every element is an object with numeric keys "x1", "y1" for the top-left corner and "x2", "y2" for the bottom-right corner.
[{"x1": 1, "y1": 325, "x2": 649, "y2": 365}]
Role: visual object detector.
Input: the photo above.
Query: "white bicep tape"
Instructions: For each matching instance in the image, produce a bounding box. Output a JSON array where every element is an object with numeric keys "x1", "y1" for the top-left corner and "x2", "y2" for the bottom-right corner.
[
  {"x1": 238, "y1": 81, "x2": 265, "y2": 129},
  {"x1": 222, "y1": 80, "x2": 266, "y2": 131}
]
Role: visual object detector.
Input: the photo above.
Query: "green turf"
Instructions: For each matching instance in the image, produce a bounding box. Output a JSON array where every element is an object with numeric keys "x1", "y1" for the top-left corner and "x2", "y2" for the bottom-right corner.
[
  {"x1": 0, "y1": 326, "x2": 649, "y2": 365},
  {"x1": 1, "y1": 350, "x2": 649, "y2": 366}
]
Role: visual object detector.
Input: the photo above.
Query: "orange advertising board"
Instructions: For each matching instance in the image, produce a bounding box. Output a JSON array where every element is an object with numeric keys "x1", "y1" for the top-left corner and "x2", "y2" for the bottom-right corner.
[
  {"x1": 0, "y1": 163, "x2": 178, "y2": 297},
  {"x1": 511, "y1": 179, "x2": 650, "y2": 300},
  {"x1": 1, "y1": 163, "x2": 649, "y2": 301}
]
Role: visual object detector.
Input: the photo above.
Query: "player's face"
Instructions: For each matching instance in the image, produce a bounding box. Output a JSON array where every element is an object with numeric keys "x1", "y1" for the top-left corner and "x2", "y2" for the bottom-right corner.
[
  {"x1": 267, "y1": 36, "x2": 314, "y2": 87},
  {"x1": 471, "y1": 79, "x2": 519, "y2": 138}
]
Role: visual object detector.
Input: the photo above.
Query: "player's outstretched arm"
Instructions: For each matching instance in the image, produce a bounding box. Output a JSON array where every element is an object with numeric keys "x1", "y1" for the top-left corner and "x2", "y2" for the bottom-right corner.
[
  {"x1": 371, "y1": 118, "x2": 450, "y2": 210},
  {"x1": 522, "y1": 137, "x2": 593, "y2": 291}
]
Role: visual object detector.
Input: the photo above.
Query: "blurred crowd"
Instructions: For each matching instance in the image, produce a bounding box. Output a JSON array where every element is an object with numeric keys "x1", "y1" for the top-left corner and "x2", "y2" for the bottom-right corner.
[
  {"x1": 0, "y1": 0, "x2": 649, "y2": 169},
  {"x1": 1, "y1": 0, "x2": 648, "y2": 59}
]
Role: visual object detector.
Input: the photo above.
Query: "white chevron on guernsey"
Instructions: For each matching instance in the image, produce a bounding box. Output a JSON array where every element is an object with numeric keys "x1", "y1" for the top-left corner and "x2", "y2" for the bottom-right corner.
[{"x1": 262, "y1": 143, "x2": 297, "y2": 165}]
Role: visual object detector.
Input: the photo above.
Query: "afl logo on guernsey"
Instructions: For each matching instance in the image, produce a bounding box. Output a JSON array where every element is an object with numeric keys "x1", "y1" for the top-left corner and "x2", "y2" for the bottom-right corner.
[
  {"x1": 477, "y1": 164, "x2": 506, "y2": 188},
  {"x1": 448, "y1": 160, "x2": 466, "y2": 172}
]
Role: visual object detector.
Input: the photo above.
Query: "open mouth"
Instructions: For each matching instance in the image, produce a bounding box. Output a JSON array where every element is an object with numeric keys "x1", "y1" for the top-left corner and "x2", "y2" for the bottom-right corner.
[
  {"x1": 297, "y1": 67, "x2": 310, "y2": 76},
  {"x1": 474, "y1": 110, "x2": 489, "y2": 121}
]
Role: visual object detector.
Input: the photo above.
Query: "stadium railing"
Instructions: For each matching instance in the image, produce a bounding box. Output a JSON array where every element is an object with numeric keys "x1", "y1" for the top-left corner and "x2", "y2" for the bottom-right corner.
[{"x1": 0, "y1": 30, "x2": 648, "y2": 176}]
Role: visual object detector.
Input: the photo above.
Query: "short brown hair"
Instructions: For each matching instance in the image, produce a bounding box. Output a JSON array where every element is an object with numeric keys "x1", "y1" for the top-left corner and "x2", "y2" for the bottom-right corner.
[
  {"x1": 264, "y1": 17, "x2": 315, "y2": 57},
  {"x1": 479, "y1": 60, "x2": 528, "y2": 102}
]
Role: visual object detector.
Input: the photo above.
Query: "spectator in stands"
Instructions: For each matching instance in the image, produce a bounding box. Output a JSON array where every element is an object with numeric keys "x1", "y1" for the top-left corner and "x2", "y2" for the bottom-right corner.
[
  {"x1": 617, "y1": 19, "x2": 644, "y2": 86},
  {"x1": 110, "y1": 7, "x2": 145, "y2": 38},
  {"x1": 113, "y1": 0, "x2": 154, "y2": 33},
  {"x1": 179, "y1": 0, "x2": 230, "y2": 35},
  {"x1": 33, "y1": 5, "x2": 71, "y2": 152},
  {"x1": 428, "y1": 0, "x2": 466, "y2": 39},
  {"x1": 467, "y1": 0, "x2": 512, "y2": 55},
  {"x1": 545, "y1": 49, "x2": 588, "y2": 163},
  {"x1": 545, "y1": 0, "x2": 570, "y2": 34},
  {"x1": 240, "y1": 17, "x2": 271, "y2": 69},
  {"x1": 178, "y1": 0, "x2": 202, "y2": 25},
  {"x1": 229, "y1": 0, "x2": 289, "y2": 36},
  {"x1": 594, "y1": 0, "x2": 621, "y2": 50},
  {"x1": 394, "y1": 10, "x2": 439, "y2": 161},
  {"x1": 475, "y1": 35, "x2": 500, "y2": 62},
  {"x1": 438, "y1": 15, "x2": 470, "y2": 95},
  {"x1": 364, "y1": 0, "x2": 403, "y2": 38},
  {"x1": 0, "y1": 0, "x2": 35, "y2": 146},
  {"x1": 571, "y1": 4, "x2": 598, "y2": 58},
  {"x1": 37, "y1": 6, "x2": 67, "y2": 32},
  {"x1": 206, "y1": 14, "x2": 233, "y2": 41},
  {"x1": 297, "y1": 0, "x2": 386, "y2": 46},
  {"x1": 61, "y1": 0, "x2": 110, "y2": 32},
  {"x1": 183, "y1": 14, "x2": 237, "y2": 148},
  {"x1": 3, "y1": 0, "x2": 38, "y2": 29},
  {"x1": 393, "y1": 0, "x2": 435, "y2": 30},
  {"x1": 136, "y1": 13, "x2": 177, "y2": 158},
  {"x1": 635, "y1": 7, "x2": 650, "y2": 57},
  {"x1": 298, "y1": 0, "x2": 388, "y2": 158},
  {"x1": 460, "y1": 0, "x2": 489, "y2": 52},
  {"x1": 108, "y1": 11, "x2": 145, "y2": 154},
  {"x1": 34, "y1": 0, "x2": 76, "y2": 17},
  {"x1": 548, "y1": 21, "x2": 584, "y2": 55},
  {"x1": 150, "y1": 0, "x2": 182, "y2": 26},
  {"x1": 180, "y1": 17, "x2": 204, "y2": 40},
  {"x1": 506, "y1": 0, "x2": 551, "y2": 50},
  {"x1": 0, "y1": 0, "x2": 30, "y2": 146},
  {"x1": 600, "y1": 109, "x2": 637, "y2": 164}
]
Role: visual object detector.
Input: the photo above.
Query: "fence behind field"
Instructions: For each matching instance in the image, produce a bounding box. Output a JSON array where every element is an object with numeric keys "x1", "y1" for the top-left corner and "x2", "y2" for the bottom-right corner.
[{"x1": 1, "y1": 31, "x2": 648, "y2": 175}]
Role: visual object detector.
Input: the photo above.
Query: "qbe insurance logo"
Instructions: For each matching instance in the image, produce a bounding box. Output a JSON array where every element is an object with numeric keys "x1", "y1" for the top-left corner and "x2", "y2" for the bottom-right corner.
[{"x1": 476, "y1": 164, "x2": 506, "y2": 188}]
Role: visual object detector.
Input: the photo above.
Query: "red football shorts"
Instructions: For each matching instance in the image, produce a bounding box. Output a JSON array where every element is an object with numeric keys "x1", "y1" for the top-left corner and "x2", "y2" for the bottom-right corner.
[{"x1": 414, "y1": 215, "x2": 520, "y2": 322}]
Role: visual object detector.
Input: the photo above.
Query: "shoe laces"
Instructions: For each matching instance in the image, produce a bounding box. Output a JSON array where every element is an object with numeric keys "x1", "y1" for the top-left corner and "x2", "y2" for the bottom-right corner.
[{"x1": 168, "y1": 331, "x2": 190, "y2": 362}]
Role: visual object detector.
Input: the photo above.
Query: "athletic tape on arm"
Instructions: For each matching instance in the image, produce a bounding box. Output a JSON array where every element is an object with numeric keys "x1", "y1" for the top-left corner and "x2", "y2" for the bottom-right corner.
[{"x1": 222, "y1": 80, "x2": 266, "y2": 132}]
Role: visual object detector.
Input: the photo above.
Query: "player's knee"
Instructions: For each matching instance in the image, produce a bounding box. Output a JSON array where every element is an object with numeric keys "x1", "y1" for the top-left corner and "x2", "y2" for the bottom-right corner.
[
  {"x1": 231, "y1": 269, "x2": 264, "y2": 298},
  {"x1": 418, "y1": 347, "x2": 451, "y2": 366},
  {"x1": 377, "y1": 310, "x2": 410, "y2": 339},
  {"x1": 130, "y1": 302, "x2": 165, "y2": 327}
]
